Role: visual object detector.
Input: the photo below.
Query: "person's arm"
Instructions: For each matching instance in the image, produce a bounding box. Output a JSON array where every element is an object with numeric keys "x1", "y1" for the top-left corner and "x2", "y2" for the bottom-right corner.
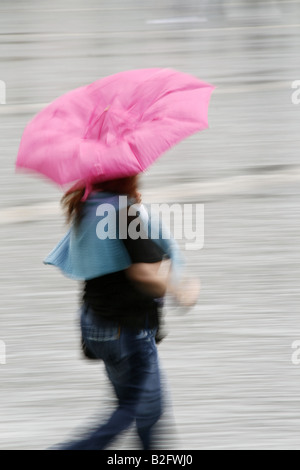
[
  {"x1": 121, "y1": 207, "x2": 200, "y2": 305},
  {"x1": 125, "y1": 259, "x2": 171, "y2": 298},
  {"x1": 126, "y1": 259, "x2": 200, "y2": 306}
]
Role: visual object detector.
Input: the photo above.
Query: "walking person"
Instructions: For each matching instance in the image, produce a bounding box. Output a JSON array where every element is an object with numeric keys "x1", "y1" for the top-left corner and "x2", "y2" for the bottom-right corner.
[
  {"x1": 45, "y1": 175, "x2": 198, "y2": 450},
  {"x1": 16, "y1": 68, "x2": 213, "y2": 450}
]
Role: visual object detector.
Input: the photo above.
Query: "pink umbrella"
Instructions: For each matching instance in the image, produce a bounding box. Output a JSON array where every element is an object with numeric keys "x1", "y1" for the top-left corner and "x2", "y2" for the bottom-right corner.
[{"x1": 16, "y1": 68, "x2": 214, "y2": 189}]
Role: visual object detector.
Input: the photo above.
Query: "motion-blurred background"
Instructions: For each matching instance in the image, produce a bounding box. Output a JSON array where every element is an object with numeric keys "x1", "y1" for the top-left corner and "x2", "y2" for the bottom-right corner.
[{"x1": 0, "y1": 0, "x2": 300, "y2": 449}]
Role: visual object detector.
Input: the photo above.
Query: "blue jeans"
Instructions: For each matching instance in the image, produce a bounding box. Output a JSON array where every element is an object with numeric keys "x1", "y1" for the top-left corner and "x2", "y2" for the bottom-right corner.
[{"x1": 64, "y1": 304, "x2": 163, "y2": 450}]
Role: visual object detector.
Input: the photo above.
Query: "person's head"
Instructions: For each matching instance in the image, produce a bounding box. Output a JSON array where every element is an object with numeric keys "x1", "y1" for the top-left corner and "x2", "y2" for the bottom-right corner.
[
  {"x1": 92, "y1": 175, "x2": 140, "y2": 200},
  {"x1": 61, "y1": 174, "x2": 140, "y2": 225}
]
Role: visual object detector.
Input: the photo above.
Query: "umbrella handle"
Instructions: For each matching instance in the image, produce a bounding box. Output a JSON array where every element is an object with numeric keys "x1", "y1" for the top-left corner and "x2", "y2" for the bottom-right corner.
[{"x1": 81, "y1": 181, "x2": 93, "y2": 201}]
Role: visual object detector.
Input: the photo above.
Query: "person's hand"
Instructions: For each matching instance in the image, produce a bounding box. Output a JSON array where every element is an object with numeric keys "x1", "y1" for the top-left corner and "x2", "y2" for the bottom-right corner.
[{"x1": 171, "y1": 277, "x2": 201, "y2": 307}]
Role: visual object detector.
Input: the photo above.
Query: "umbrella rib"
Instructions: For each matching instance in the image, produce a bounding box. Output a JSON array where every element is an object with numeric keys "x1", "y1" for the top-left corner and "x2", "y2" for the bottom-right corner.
[
  {"x1": 145, "y1": 83, "x2": 212, "y2": 111},
  {"x1": 150, "y1": 115, "x2": 209, "y2": 128},
  {"x1": 128, "y1": 142, "x2": 144, "y2": 173}
]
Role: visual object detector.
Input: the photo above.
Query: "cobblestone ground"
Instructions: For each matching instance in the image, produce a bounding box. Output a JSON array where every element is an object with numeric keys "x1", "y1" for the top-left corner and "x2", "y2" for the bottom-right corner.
[{"x1": 0, "y1": 0, "x2": 300, "y2": 449}]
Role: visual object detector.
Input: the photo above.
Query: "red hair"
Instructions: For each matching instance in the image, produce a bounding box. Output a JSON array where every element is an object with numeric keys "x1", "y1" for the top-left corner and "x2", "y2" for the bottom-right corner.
[{"x1": 61, "y1": 175, "x2": 140, "y2": 224}]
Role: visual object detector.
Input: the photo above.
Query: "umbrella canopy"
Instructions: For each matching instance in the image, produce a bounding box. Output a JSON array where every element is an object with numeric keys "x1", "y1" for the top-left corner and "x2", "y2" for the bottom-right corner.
[{"x1": 16, "y1": 68, "x2": 214, "y2": 187}]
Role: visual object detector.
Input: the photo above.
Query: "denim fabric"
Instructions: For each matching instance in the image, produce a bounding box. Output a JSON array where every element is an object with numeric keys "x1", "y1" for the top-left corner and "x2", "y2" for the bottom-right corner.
[{"x1": 64, "y1": 304, "x2": 163, "y2": 450}]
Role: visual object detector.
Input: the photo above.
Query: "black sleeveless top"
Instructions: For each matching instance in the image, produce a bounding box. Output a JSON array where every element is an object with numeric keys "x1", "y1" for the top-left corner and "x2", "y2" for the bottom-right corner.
[{"x1": 83, "y1": 216, "x2": 165, "y2": 329}]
